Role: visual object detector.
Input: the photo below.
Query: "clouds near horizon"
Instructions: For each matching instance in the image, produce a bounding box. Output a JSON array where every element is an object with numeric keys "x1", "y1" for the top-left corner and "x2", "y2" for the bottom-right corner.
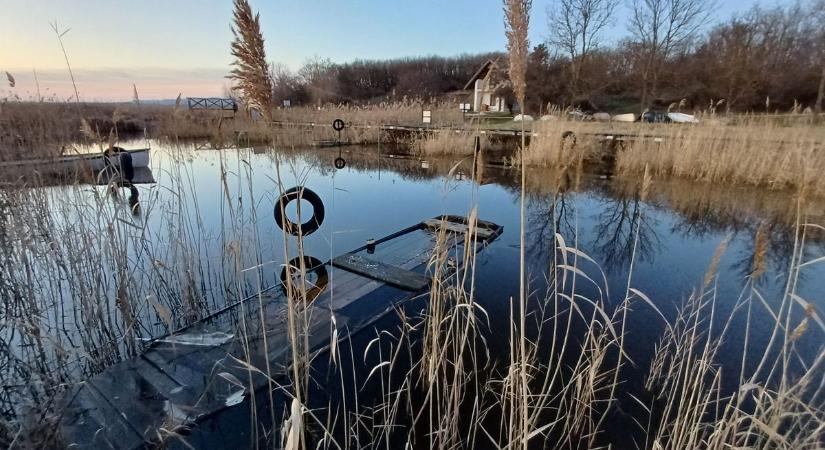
[{"x1": 1, "y1": 67, "x2": 229, "y2": 102}]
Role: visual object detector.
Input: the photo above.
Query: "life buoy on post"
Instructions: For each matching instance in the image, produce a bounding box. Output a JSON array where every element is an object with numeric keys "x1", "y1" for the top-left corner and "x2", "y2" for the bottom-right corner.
[
  {"x1": 334, "y1": 157, "x2": 346, "y2": 169},
  {"x1": 279, "y1": 255, "x2": 328, "y2": 303},
  {"x1": 274, "y1": 186, "x2": 325, "y2": 236},
  {"x1": 332, "y1": 119, "x2": 345, "y2": 131},
  {"x1": 561, "y1": 131, "x2": 577, "y2": 148}
]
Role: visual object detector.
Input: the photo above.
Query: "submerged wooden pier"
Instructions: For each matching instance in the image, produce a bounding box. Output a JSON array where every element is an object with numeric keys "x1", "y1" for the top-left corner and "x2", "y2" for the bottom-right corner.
[
  {"x1": 269, "y1": 119, "x2": 666, "y2": 142},
  {"x1": 55, "y1": 215, "x2": 503, "y2": 449}
]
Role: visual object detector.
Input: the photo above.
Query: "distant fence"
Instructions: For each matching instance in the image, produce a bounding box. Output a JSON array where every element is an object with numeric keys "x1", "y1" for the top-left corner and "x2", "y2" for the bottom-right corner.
[{"x1": 187, "y1": 97, "x2": 238, "y2": 116}]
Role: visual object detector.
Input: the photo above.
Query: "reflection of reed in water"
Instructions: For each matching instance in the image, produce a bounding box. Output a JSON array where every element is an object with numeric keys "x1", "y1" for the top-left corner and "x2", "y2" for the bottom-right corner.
[{"x1": 518, "y1": 163, "x2": 825, "y2": 278}]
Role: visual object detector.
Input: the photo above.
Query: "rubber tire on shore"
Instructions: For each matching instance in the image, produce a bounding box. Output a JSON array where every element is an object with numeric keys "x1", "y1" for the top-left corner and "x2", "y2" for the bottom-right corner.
[
  {"x1": 279, "y1": 256, "x2": 328, "y2": 303},
  {"x1": 274, "y1": 186, "x2": 325, "y2": 236}
]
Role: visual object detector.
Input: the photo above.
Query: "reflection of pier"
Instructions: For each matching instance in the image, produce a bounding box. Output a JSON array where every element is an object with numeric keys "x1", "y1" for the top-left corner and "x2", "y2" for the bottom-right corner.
[
  {"x1": 0, "y1": 166, "x2": 156, "y2": 189},
  {"x1": 55, "y1": 215, "x2": 503, "y2": 449}
]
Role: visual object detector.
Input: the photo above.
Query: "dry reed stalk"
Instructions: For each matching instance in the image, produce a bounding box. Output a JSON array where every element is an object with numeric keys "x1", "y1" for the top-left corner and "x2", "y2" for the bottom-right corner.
[
  {"x1": 230, "y1": 0, "x2": 274, "y2": 121},
  {"x1": 503, "y1": 1, "x2": 532, "y2": 447},
  {"x1": 412, "y1": 131, "x2": 495, "y2": 156},
  {"x1": 49, "y1": 22, "x2": 80, "y2": 105}
]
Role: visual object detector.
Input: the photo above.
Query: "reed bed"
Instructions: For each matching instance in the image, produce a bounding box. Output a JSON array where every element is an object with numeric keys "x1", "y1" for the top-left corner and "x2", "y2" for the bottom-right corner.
[
  {"x1": 0, "y1": 144, "x2": 277, "y2": 447},
  {"x1": 410, "y1": 131, "x2": 494, "y2": 156},
  {"x1": 504, "y1": 116, "x2": 825, "y2": 196},
  {"x1": 0, "y1": 102, "x2": 163, "y2": 159},
  {"x1": 616, "y1": 118, "x2": 825, "y2": 195}
]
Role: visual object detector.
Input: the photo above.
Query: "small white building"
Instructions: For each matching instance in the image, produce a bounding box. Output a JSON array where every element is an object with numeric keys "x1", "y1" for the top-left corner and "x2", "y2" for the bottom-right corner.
[{"x1": 464, "y1": 59, "x2": 507, "y2": 113}]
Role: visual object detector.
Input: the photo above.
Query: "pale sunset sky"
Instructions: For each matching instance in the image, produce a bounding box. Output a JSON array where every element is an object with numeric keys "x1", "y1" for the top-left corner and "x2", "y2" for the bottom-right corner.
[{"x1": 0, "y1": 0, "x2": 793, "y2": 101}]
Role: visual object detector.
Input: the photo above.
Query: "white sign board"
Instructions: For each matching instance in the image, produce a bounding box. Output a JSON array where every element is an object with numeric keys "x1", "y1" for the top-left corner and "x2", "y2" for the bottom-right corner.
[
  {"x1": 283, "y1": 99, "x2": 291, "y2": 107},
  {"x1": 422, "y1": 110, "x2": 432, "y2": 124},
  {"x1": 459, "y1": 103, "x2": 471, "y2": 112}
]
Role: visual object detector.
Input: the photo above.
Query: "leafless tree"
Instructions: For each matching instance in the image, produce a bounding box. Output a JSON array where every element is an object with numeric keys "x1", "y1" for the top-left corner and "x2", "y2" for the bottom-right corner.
[
  {"x1": 270, "y1": 63, "x2": 307, "y2": 106},
  {"x1": 547, "y1": 0, "x2": 620, "y2": 97},
  {"x1": 629, "y1": 0, "x2": 712, "y2": 108},
  {"x1": 298, "y1": 56, "x2": 340, "y2": 104}
]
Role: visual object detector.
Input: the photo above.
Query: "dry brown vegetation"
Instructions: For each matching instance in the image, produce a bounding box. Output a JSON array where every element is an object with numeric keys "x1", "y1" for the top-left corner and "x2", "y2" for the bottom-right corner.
[
  {"x1": 0, "y1": 100, "x2": 468, "y2": 157},
  {"x1": 508, "y1": 115, "x2": 825, "y2": 195},
  {"x1": 0, "y1": 102, "x2": 164, "y2": 160},
  {"x1": 614, "y1": 118, "x2": 825, "y2": 195}
]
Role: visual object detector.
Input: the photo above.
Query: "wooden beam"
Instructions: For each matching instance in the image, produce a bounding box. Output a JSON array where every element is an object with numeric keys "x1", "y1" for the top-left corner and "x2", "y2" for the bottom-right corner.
[
  {"x1": 422, "y1": 218, "x2": 496, "y2": 240},
  {"x1": 332, "y1": 253, "x2": 430, "y2": 291}
]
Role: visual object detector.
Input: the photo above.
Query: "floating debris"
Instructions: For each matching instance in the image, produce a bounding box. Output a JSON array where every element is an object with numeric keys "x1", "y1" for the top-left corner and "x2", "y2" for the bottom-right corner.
[
  {"x1": 157, "y1": 331, "x2": 234, "y2": 347},
  {"x1": 225, "y1": 389, "x2": 246, "y2": 407}
]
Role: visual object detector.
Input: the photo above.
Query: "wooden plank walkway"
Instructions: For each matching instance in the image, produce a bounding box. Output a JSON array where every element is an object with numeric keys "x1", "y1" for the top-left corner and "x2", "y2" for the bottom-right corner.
[
  {"x1": 270, "y1": 118, "x2": 824, "y2": 147},
  {"x1": 268, "y1": 119, "x2": 669, "y2": 143},
  {"x1": 54, "y1": 215, "x2": 503, "y2": 449}
]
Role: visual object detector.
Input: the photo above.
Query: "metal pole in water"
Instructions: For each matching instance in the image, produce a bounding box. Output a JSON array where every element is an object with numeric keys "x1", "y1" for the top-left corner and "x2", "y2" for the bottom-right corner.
[
  {"x1": 378, "y1": 123, "x2": 382, "y2": 180},
  {"x1": 472, "y1": 135, "x2": 480, "y2": 182}
]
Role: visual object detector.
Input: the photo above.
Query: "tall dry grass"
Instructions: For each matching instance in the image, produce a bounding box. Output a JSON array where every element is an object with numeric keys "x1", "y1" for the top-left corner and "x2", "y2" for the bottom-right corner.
[
  {"x1": 615, "y1": 117, "x2": 825, "y2": 195},
  {"x1": 513, "y1": 115, "x2": 825, "y2": 196},
  {"x1": 0, "y1": 102, "x2": 163, "y2": 160},
  {"x1": 271, "y1": 100, "x2": 463, "y2": 127}
]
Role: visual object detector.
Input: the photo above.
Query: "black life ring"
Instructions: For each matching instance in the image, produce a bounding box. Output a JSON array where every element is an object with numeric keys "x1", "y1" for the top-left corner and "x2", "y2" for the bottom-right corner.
[
  {"x1": 334, "y1": 157, "x2": 346, "y2": 169},
  {"x1": 561, "y1": 130, "x2": 577, "y2": 149},
  {"x1": 279, "y1": 256, "x2": 328, "y2": 303},
  {"x1": 274, "y1": 186, "x2": 325, "y2": 236},
  {"x1": 332, "y1": 119, "x2": 345, "y2": 131}
]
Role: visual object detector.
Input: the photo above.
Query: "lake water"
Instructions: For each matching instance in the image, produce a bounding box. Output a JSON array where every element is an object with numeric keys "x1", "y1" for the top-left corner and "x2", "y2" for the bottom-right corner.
[{"x1": 2, "y1": 140, "x2": 824, "y2": 447}]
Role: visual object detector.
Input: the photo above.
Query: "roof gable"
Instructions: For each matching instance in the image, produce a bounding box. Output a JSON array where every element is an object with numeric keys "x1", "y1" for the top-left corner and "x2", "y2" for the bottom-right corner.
[{"x1": 463, "y1": 60, "x2": 497, "y2": 91}]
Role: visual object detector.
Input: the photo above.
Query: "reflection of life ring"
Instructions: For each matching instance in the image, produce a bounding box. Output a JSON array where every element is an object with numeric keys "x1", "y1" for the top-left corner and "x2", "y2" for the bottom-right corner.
[
  {"x1": 334, "y1": 157, "x2": 346, "y2": 169},
  {"x1": 332, "y1": 119, "x2": 345, "y2": 131},
  {"x1": 280, "y1": 256, "x2": 328, "y2": 303},
  {"x1": 274, "y1": 186, "x2": 325, "y2": 236}
]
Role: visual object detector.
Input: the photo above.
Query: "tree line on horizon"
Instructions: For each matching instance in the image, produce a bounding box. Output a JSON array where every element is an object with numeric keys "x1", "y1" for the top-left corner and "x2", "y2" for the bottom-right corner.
[{"x1": 261, "y1": 0, "x2": 824, "y2": 114}]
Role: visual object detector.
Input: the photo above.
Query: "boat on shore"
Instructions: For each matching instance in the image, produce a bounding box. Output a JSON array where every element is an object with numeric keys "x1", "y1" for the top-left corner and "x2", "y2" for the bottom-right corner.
[
  {"x1": 612, "y1": 113, "x2": 637, "y2": 122},
  {"x1": 667, "y1": 112, "x2": 700, "y2": 123}
]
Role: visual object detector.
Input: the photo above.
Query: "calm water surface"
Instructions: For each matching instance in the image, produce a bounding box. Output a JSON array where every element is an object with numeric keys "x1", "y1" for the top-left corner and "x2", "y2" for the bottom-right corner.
[
  {"x1": 9, "y1": 140, "x2": 825, "y2": 447},
  {"x1": 120, "y1": 141, "x2": 825, "y2": 363}
]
